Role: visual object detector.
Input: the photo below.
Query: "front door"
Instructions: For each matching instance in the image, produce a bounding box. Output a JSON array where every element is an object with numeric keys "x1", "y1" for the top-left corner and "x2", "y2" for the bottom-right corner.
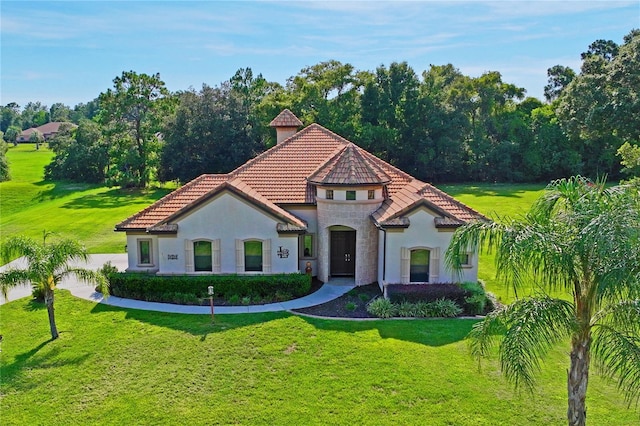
[{"x1": 330, "y1": 230, "x2": 356, "y2": 276}]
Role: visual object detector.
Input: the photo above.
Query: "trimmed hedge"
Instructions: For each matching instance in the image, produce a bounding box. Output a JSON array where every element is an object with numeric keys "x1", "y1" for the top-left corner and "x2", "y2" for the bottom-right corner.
[{"x1": 107, "y1": 272, "x2": 311, "y2": 303}]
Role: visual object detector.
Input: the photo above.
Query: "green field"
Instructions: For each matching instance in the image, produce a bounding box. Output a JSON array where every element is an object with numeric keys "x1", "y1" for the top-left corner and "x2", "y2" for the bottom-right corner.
[
  {"x1": 0, "y1": 144, "x2": 173, "y2": 252},
  {"x1": 1, "y1": 292, "x2": 637, "y2": 425}
]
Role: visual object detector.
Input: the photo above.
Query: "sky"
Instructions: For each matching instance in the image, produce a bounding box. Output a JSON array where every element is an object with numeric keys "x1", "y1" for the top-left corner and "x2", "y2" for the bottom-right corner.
[{"x1": 1, "y1": 1, "x2": 638, "y2": 108}]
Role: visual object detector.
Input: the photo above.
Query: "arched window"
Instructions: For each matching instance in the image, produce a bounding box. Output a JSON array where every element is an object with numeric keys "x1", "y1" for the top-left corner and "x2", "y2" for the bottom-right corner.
[
  {"x1": 410, "y1": 248, "x2": 430, "y2": 282},
  {"x1": 244, "y1": 240, "x2": 263, "y2": 272},
  {"x1": 194, "y1": 241, "x2": 212, "y2": 272}
]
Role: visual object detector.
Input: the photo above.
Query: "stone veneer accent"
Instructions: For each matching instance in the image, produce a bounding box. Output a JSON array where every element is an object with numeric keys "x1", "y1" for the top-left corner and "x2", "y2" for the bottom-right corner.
[{"x1": 316, "y1": 197, "x2": 382, "y2": 286}]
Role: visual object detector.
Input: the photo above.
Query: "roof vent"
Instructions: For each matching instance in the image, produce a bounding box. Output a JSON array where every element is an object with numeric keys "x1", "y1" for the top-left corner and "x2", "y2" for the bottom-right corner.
[{"x1": 269, "y1": 109, "x2": 303, "y2": 144}]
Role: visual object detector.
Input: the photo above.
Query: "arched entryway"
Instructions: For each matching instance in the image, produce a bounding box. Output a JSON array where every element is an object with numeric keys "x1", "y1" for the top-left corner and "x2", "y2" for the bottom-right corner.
[{"x1": 330, "y1": 227, "x2": 356, "y2": 277}]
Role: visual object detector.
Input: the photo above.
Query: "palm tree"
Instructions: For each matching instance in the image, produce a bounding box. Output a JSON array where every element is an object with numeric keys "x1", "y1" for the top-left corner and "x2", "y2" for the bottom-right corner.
[
  {"x1": 446, "y1": 176, "x2": 640, "y2": 426},
  {"x1": 0, "y1": 232, "x2": 108, "y2": 340}
]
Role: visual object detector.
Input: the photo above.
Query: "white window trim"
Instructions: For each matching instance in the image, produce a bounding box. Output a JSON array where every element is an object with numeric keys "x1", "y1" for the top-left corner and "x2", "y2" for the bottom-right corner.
[
  {"x1": 137, "y1": 238, "x2": 154, "y2": 267},
  {"x1": 401, "y1": 246, "x2": 440, "y2": 284},
  {"x1": 236, "y1": 238, "x2": 272, "y2": 274}
]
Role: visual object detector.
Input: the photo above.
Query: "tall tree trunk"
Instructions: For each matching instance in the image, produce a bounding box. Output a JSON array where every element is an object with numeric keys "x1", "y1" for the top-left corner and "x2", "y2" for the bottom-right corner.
[
  {"x1": 44, "y1": 289, "x2": 59, "y2": 340},
  {"x1": 567, "y1": 334, "x2": 591, "y2": 426}
]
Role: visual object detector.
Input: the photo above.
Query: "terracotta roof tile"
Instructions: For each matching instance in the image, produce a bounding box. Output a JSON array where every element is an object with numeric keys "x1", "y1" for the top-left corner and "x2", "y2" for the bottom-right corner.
[
  {"x1": 308, "y1": 143, "x2": 391, "y2": 185},
  {"x1": 269, "y1": 109, "x2": 303, "y2": 127}
]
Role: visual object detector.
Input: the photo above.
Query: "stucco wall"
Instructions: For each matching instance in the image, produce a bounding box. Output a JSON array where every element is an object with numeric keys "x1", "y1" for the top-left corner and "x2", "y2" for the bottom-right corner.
[
  {"x1": 128, "y1": 192, "x2": 299, "y2": 275},
  {"x1": 382, "y1": 207, "x2": 479, "y2": 284}
]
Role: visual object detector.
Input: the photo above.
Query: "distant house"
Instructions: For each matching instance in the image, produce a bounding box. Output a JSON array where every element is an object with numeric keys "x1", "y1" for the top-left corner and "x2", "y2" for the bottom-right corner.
[
  {"x1": 16, "y1": 122, "x2": 76, "y2": 142},
  {"x1": 116, "y1": 110, "x2": 486, "y2": 288}
]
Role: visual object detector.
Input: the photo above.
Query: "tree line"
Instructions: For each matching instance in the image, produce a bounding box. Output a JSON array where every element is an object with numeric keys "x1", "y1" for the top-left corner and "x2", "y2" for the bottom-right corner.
[{"x1": 1, "y1": 30, "x2": 638, "y2": 186}]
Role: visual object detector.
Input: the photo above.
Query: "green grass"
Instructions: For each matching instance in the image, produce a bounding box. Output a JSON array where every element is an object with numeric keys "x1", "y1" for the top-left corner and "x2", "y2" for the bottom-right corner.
[
  {"x1": 1, "y1": 292, "x2": 636, "y2": 425},
  {"x1": 0, "y1": 144, "x2": 173, "y2": 253}
]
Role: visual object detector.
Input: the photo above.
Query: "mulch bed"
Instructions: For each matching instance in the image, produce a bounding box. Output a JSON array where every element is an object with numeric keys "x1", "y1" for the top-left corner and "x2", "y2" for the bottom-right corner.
[{"x1": 292, "y1": 283, "x2": 382, "y2": 318}]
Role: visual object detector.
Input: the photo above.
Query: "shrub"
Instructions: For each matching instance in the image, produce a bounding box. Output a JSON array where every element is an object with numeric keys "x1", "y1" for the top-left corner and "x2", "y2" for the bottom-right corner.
[
  {"x1": 227, "y1": 294, "x2": 240, "y2": 305},
  {"x1": 387, "y1": 283, "x2": 467, "y2": 305},
  {"x1": 107, "y1": 272, "x2": 311, "y2": 304},
  {"x1": 386, "y1": 282, "x2": 490, "y2": 315},
  {"x1": 429, "y1": 298, "x2": 463, "y2": 318},
  {"x1": 396, "y1": 301, "x2": 417, "y2": 317},
  {"x1": 366, "y1": 297, "x2": 397, "y2": 318},
  {"x1": 345, "y1": 302, "x2": 357, "y2": 311}
]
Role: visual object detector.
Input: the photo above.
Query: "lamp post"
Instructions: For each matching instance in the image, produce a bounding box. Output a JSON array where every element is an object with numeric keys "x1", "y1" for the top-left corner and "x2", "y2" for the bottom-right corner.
[{"x1": 207, "y1": 285, "x2": 214, "y2": 322}]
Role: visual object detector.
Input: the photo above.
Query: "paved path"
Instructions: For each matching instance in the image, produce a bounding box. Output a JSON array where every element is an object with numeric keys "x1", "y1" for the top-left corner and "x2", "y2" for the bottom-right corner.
[{"x1": 0, "y1": 254, "x2": 355, "y2": 314}]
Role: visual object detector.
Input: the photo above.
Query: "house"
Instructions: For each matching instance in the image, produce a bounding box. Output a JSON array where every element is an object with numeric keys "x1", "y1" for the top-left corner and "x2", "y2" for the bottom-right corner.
[
  {"x1": 115, "y1": 110, "x2": 486, "y2": 288},
  {"x1": 16, "y1": 122, "x2": 76, "y2": 142}
]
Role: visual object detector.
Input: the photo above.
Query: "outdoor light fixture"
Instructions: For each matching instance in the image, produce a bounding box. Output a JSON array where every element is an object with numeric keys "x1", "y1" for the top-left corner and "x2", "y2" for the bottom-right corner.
[{"x1": 207, "y1": 285, "x2": 214, "y2": 322}]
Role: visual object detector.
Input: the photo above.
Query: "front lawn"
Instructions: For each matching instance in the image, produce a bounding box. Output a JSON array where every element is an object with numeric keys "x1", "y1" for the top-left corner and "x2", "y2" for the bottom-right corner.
[{"x1": 0, "y1": 292, "x2": 635, "y2": 425}]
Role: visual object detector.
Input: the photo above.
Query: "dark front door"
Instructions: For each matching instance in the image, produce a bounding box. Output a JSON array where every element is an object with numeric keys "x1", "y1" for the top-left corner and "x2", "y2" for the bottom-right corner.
[{"x1": 330, "y1": 230, "x2": 356, "y2": 276}]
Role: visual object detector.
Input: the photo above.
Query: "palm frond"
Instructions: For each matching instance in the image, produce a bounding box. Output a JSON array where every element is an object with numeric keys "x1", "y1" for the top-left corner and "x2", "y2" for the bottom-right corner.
[
  {"x1": 61, "y1": 267, "x2": 109, "y2": 297},
  {"x1": 0, "y1": 269, "x2": 33, "y2": 298},
  {"x1": 470, "y1": 297, "x2": 575, "y2": 391},
  {"x1": 591, "y1": 300, "x2": 640, "y2": 407},
  {"x1": 1, "y1": 235, "x2": 40, "y2": 264}
]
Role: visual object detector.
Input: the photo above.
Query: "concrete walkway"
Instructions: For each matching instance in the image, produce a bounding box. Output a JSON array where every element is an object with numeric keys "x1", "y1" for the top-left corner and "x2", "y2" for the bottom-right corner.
[{"x1": 0, "y1": 254, "x2": 356, "y2": 314}]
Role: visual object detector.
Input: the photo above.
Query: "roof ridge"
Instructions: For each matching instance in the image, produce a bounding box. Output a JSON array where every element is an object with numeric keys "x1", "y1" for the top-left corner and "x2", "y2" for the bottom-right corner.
[{"x1": 232, "y1": 123, "x2": 350, "y2": 177}]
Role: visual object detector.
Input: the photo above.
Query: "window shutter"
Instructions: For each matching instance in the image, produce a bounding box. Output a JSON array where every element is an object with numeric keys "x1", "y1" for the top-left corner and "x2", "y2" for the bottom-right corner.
[
  {"x1": 236, "y1": 239, "x2": 244, "y2": 273},
  {"x1": 430, "y1": 247, "x2": 440, "y2": 283},
  {"x1": 400, "y1": 247, "x2": 410, "y2": 284},
  {"x1": 263, "y1": 239, "x2": 272, "y2": 273},
  {"x1": 184, "y1": 239, "x2": 193, "y2": 272},
  {"x1": 212, "y1": 239, "x2": 221, "y2": 273}
]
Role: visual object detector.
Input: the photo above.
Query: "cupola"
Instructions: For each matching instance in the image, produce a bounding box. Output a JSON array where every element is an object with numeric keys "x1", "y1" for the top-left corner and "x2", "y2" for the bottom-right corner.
[{"x1": 269, "y1": 109, "x2": 303, "y2": 144}]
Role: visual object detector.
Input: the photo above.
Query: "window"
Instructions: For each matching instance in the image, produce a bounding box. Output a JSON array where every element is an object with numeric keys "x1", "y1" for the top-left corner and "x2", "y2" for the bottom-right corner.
[
  {"x1": 300, "y1": 234, "x2": 314, "y2": 258},
  {"x1": 138, "y1": 239, "x2": 152, "y2": 265},
  {"x1": 458, "y1": 253, "x2": 471, "y2": 267},
  {"x1": 194, "y1": 241, "x2": 212, "y2": 272},
  {"x1": 326, "y1": 189, "x2": 333, "y2": 200},
  {"x1": 368, "y1": 190, "x2": 375, "y2": 200},
  {"x1": 346, "y1": 190, "x2": 356, "y2": 200},
  {"x1": 244, "y1": 240, "x2": 263, "y2": 272},
  {"x1": 410, "y1": 249, "x2": 430, "y2": 282}
]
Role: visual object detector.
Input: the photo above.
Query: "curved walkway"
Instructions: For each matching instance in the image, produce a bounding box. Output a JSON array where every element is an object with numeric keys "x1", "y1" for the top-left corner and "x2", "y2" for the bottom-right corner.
[{"x1": 0, "y1": 254, "x2": 356, "y2": 314}]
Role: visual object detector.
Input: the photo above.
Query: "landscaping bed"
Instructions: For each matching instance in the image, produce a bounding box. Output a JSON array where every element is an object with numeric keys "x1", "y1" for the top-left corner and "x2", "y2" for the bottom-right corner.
[{"x1": 293, "y1": 283, "x2": 382, "y2": 318}]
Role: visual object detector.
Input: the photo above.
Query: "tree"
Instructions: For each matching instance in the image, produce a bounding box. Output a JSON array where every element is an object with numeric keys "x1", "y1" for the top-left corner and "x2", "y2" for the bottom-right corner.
[
  {"x1": 45, "y1": 120, "x2": 108, "y2": 183},
  {"x1": 446, "y1": 176, "x2": 640, "y2": 426},
  {"x1": 1, "y1": 102, "x2": 21, "y2": 132},
  {"x1": 4, "y1": 125, "x2": 20, "y2": 146},
  {"x1": 617, "y1": 142, "x2": 640, "y2": 178},
  {"x1": 544, "y1": 65, "x2": 576, "y2": 102},
  {"x1": 29, "y1": 129, "x2": 44, "y2": 149},
  {"x1": 98, "y1": 71, "x2": 174, "y2": 187},
  {"x1": 0, "y1": 233, "x2": 108, "y2": 340},
  {"x1": 0, "y1": 135, "x2": 9, "y2": 182},
  {"x1": 21, "y1": 101, "x2": 49, "y2": 129},
  {"x1": 159, "y1": 83, "x2": 265, "y2": 182},
  {"x1": 556, "y1": 30, "x2": 639, "y2": 179},
  {"x1": 49, "y1": 103, "x2": 71, "y2": 122}
]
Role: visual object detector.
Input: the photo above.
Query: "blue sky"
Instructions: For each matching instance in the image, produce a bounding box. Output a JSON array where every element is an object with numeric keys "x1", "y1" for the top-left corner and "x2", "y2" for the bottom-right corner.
[{"x1": 1, "y1": 1, "x2": 638, "y2": 108}]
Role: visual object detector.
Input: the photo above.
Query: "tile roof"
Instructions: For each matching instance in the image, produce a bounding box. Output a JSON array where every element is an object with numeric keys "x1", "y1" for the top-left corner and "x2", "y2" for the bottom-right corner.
[
  {"x1": 116, "y1": 110, "x2": 486, "y2": 232},
  {"x1": 308, "y1": 143, "x2": 391, "y2": 186},
  {"x1": 269, "y1": 109, "x2": 303, "y2": 128}
]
